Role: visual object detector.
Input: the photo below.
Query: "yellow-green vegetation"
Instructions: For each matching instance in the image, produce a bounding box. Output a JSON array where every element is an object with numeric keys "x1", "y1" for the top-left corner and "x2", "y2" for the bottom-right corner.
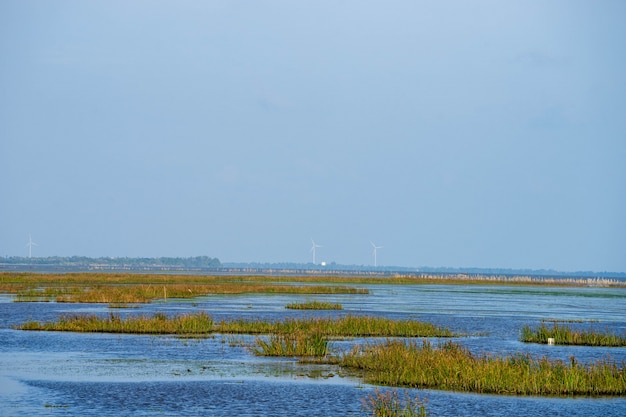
[
  {"x1": 521, "y1": 323, "x2": 626, "y2": 347},
  {"x1": 253, "y1": 331, "x2": 329, "y2": 357},
  {"x1": 285, "y1": 300, "x2": 343, "y2": 310},
  {"x1": 0, "y1": 272, "x2": 367, "y2": 303},
  {"x1": 339, "y1": 340, "x2": 626, "y2": 396},
  {"x1": 20, "y1": 312, "x2": 214, "y2": 334},
  {"x1": 18, "y1": 313, "x2": 455, "y2": 338},
  {"x1": 16, "y1": 311, "x2": 626, "y2": 397},
  {"x1": 362, "y1": 389, "x2": 428, "y2": 417},
  {"x1": 216, "y1": 315, "x2": 455, "y2": 338},
  {"x1": 2, "y1": 271, "x2": 624, "y2": 304}
]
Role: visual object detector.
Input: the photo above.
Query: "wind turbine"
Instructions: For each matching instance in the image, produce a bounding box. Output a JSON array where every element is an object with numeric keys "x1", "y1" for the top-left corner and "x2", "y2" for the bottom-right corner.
[
  {"x1": 370, "y1": 241, "x2": 383, "y2": 267},
  {"x1": 26, "y1": 234, "x2": 38, "y2": 258},
  {"x1": 310, "y1": 239, "x2": 322, "y2": 264}
]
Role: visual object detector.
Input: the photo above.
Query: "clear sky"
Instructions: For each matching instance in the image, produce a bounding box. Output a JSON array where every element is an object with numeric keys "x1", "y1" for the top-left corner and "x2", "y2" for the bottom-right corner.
[{"x1": 1, "y1": 1, "x2": 625, "y2": 272}]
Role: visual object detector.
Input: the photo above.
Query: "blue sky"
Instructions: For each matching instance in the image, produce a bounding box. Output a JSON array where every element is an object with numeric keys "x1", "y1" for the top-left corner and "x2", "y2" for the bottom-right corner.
[{"x1": 1, "y1": 1, "x2": 625, "y2": 272}]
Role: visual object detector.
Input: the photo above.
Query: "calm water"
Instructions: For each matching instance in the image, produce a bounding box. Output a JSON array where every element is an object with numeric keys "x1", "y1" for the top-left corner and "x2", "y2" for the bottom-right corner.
[{"x1": 1, "y1": 283, "x2": 625, "y2": 416}]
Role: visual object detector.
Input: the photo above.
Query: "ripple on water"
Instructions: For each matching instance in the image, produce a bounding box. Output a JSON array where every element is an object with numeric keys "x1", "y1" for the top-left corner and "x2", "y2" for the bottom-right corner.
[{"x1": 2, "y1": 284, "x2": 626, "y2": 416}]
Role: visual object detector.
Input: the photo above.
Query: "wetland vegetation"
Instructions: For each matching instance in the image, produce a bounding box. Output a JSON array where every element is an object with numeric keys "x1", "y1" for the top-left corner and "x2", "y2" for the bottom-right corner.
[
  {"x1": 5, "y1": 271, "x2": 626, "y2": 410},
  {"x1": 18, "y1": 312, "x2": 455, "y2": 338},
  {"x1": 521, "y1": 322, "x2": 626, "y2": 347},
  {"x1": 1, "y1": 272, "x2": 368, "y2": 303},
  {"x1": 2, "y1": 271, "x2": 624, "y2": 304},
  {"x1": 338, "y1": 340, "x2": 626, "y2": 396},
  {"x1": 253, "y1": 331, "x2": 329, "y2": 357},
  {"x1": 16, "y1": 310, "x2": 626, "y2": 397}
]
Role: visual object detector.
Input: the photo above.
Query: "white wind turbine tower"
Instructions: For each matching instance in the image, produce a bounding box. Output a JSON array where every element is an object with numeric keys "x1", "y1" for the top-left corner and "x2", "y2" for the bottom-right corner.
[
  {"x1": 310, "y1": 239, "x2": 322, "y2": 264},
  {"x1": 370, "y1": 241, "x2": 383, "y2": 267},
  {"x1": 26, "y1": 234, "x2": 38, "y2": 258}
]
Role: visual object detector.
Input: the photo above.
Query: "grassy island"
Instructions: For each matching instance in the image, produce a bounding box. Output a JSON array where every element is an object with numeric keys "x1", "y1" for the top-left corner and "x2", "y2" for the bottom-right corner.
[
  {"x1": 17, "y1": 312, "x2": 455, "y2": 338},
  {"x1": 521, "y1": 323, "x2": 626, "y2": 347},
  {"x1": 339, "y1": 340, "x2": 626, "y2": 396}
]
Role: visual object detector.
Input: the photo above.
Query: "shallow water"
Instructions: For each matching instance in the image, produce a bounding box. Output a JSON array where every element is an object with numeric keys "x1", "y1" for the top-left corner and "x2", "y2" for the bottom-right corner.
[{"x1": 1, "y1": 284, "x2": 625, "y2": 416}]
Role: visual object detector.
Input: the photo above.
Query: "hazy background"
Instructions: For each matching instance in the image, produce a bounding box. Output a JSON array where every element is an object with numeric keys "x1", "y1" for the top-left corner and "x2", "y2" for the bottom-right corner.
[{"x1": 1, "y1": 1, "x2": 624, "y2": 272}]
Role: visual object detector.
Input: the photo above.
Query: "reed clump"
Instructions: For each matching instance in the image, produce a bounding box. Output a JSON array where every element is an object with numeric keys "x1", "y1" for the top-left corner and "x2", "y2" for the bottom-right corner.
[
  {"x1": 362, "y1": 389, "x2": 428, "y2": 417},
  {"x1": 252, "y1": 331, "x2": 328, "y2": 357},
  {"x1": 339, "y1": 340, "x2": 626, "y2": 396},
  {"x1": 285, "y1": 300, "x2": 343, "y2": 310},
  {"x1": 521, "y1": 323, "x2": 626, "y2": 347}
]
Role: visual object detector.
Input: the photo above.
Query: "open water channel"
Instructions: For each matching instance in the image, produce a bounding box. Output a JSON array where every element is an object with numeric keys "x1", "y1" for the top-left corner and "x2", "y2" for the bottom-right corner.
[{"x1": 1, "y1": 283, "x2": 625, "y2": 416}]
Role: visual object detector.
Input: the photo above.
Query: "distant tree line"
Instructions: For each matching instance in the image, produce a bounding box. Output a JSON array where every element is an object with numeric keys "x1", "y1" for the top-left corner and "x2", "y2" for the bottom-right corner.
[
  {"x1": 1, "y1": 256, "x2": 623, "y2": 279},
  {"x1": 0, "y1": 256, "x2": 221, "y2": 268}
]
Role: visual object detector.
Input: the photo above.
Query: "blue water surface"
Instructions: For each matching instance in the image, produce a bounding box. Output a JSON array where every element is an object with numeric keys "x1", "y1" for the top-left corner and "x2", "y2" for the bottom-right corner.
[{"x1": 1, "y1": 283, "x2": 625, "y2": 416}]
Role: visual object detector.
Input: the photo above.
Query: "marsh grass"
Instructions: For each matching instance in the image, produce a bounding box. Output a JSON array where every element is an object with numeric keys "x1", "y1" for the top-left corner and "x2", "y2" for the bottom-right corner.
[
  {"x1": 521, "y1": 323, "x2": 626, "y2": 347},
  {"x1": 340, "y1": 340, "x2": 626, "y2": 396},
  {"x1": 362, "y1": 389, "x2": 428, "y2": 417},
  {"x1": 3, "y1": 271, "x2": 624, "y2": 301},
  {"x1": 16, "y1": 311, "x2": 626, "y2": 397},
  {"x1": 19, "y1": 312, "x2": 214, "y2": 334},
  {"x1": 253, "y1": 331, "x2": 328, "y2": 357},
  {"x1": 215, "y1": 315, "x2": 455, "y2": 338},
  {"x1": 18, "y1": 313, "x2": 455, "y2": 339},
  {"x1": 285, "y1": 300, "x2": 343, "y2": 310},
  {"x1": 8, "y1": 278, "x2": 367, "y2": 303},
  {"x1": 3, "y1": 271, "x2": 626, "y2": 304}
]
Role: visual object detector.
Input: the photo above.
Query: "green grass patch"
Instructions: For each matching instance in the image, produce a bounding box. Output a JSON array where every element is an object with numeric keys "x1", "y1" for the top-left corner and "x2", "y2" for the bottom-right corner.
[
  {"x1": 253, "y1": 331, "x2": 328, "y2": 357},
  {"x1": 215, "y1": 315, "x2": 455, "y2": 338},
  {"x1": 339, "y1": 340, "x2": 626, "y2": 396},
  {"x1": 285, "y1": 300, "x2": 343, "y2": 310},
  {"x1": 19, "y1": 312, "x2": 214, "y2": 335},
  {"x1": 17, "y1": 313, "x2": 455, "y2": 339},
  {"x1": 521, "y1": 323, "x2": 626, "y2": 347}
]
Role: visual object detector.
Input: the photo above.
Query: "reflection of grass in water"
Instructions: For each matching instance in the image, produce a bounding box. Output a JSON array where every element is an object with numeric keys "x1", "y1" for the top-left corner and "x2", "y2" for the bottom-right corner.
[
  {"x1": 44, "y1": 404, "x2": 70, "y2": 409},
  {"x1": 108, "y1": 303, "x2": 138, "y2": 309},
  {"x1": 542, "y1": 318, "x2": 599, "y2": 323},
  {"x1": 223, "y1": 335, "x2": 248, "y2": 347},
  {"x1": 521, "y1": 323, "x2": 626, "y2": 347},
  {"x1": 285, "y1": 300, "x2": 343, "y2": 310},
  {"x1": 439, "y1": 287, "x2": 626, "y2": 299},
  {"x1": 340, "y1": 340, "x2": 626, "y2": 396}
]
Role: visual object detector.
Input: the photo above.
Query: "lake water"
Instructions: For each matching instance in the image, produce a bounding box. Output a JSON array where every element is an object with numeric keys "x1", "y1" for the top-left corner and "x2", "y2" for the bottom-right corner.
[{"x1": 1, "y1": 283, "x2": 625, "y2": 416}]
